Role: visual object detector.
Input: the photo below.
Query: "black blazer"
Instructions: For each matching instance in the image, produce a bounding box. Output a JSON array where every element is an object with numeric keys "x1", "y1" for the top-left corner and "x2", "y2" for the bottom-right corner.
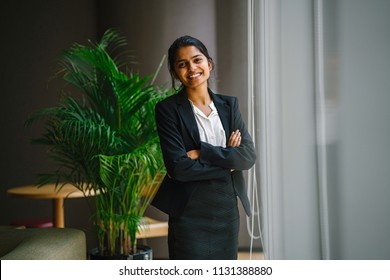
[{"x1": 151, "y1": 88, "x2": 256, "y2": 218}]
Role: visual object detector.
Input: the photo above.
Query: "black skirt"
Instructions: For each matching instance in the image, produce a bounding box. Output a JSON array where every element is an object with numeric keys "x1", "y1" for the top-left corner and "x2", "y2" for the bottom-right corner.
[{"x1": 168, "y1": 177, "x2": 240, "y2": 260}]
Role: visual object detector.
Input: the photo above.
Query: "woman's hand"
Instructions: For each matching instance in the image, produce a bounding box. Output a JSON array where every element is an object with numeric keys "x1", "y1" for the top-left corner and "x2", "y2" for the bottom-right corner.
[
  {"x1": 228, "y1": 129, "x2": 241, "y2": 147},
  {"x1": 187, "y1": 130, "x2": 240, "y2": 161},
  {"x1": 187, "y1": 149, "x2": 200, "y2": 160}
]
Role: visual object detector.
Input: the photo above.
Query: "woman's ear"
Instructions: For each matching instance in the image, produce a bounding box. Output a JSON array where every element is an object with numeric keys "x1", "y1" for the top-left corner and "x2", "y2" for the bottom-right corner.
[{"x1": 208, "y1": 59, "x2": 213, "y2": 71}]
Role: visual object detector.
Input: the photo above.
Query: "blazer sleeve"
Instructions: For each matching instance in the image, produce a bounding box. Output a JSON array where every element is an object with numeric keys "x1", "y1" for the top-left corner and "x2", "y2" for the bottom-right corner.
[
  {"x1": 199, "y1": 97, "x2": 256, "y2": 171},
  {"x1": 155, "y1": 100, "x2": 230, "y2": 183}
]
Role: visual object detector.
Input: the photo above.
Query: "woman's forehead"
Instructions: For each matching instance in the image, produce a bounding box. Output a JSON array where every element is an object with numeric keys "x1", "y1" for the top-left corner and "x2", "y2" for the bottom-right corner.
[{"x1": 175, "y1": 45, "x2": 203, "y2": 60}]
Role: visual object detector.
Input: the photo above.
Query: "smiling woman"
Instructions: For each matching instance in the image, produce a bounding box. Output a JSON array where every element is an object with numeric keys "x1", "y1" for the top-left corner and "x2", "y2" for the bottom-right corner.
[
  {"x1": 168, "y1": 36, "x2": 215, "y2": 90},
  {"x1": 150, "y1": 35, "x2": 256, "y2": 260},
  {"x1": 173, "y1": 46, "x2": 212, "y2": 90}
]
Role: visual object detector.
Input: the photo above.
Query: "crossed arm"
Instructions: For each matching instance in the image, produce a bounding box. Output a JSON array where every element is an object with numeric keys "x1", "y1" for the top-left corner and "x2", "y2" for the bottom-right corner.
[{"x1": 186, "y1": 129, "x2": 242, "y2": 160}]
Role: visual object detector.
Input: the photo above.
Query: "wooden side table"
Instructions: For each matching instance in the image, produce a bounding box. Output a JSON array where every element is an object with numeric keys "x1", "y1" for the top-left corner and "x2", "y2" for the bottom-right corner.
[{"x1": 7, "y1": 183, "x2": 96, "y2": 228}]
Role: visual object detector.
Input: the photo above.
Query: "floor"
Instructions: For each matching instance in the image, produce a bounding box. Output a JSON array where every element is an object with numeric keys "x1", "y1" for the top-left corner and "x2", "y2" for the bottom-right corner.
[
  {"x1": 237, "y1": 250, "x2": 265, "y2": 260},
  {"x1": 153, "y1": 251, "x2": 265, "y2": 260}
]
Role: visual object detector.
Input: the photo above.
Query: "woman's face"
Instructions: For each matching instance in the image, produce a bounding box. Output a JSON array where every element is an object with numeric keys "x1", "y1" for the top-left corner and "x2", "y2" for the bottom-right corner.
[{"x1": 174, "y1": 45, "x2": 212, "y2": 89}]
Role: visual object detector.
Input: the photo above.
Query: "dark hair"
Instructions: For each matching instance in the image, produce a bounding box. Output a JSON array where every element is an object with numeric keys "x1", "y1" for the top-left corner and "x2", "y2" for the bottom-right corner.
[{"x1": 168, "y1": 35, "x2": 215, "y2": 88}]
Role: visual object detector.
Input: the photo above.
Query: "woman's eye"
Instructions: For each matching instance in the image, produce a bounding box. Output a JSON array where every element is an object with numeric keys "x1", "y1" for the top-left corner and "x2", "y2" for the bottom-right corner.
[{"x1": 177, "y1": 62, "x2": 186, "y2": 68}]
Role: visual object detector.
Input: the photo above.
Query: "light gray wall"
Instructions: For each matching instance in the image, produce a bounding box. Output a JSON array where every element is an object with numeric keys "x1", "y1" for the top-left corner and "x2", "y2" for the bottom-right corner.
[
  {"x1": 280, "y1": 0, "x2": 321, "y2": 259},
  {"x1": 327, "y1": 0, "x2": 390, "y2": 259}
]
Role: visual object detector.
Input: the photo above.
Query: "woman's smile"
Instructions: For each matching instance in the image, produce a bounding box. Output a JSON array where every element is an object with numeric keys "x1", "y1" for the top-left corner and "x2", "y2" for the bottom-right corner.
[{"x1": 188, "y1": 73, "x2": 201, "y2": 79}]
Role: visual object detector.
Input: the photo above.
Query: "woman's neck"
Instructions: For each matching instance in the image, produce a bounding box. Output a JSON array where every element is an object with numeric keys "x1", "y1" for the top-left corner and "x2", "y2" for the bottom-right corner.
[{"x1": 186, "y1": 84, "x2": 211, "y2": 106}]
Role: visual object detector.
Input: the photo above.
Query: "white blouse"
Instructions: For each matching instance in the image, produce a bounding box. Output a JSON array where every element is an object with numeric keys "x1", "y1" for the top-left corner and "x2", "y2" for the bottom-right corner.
[{"x1": 189, "y1": 100, "x2": 227, "y2": 148}]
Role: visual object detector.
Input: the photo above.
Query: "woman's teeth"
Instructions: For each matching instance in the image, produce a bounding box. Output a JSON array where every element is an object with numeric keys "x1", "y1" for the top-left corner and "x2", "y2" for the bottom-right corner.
[{"x1": 189, "y1": 73, "x2": 201, "y2": 79}]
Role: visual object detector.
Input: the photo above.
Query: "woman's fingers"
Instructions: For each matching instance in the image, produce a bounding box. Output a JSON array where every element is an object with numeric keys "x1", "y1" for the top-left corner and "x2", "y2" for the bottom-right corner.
[
  {"x1": 187, "y1": 149, "x2": 200, "y2": 160},
  {"x1": 228, "y1": 129, "x2": 241, "y2": 147}
]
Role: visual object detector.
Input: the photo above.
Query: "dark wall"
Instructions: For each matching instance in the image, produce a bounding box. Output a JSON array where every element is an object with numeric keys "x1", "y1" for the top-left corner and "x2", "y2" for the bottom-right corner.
[
  {"x1": 95, "y1": 0, "x2": 217, "y2": 88},
  {"x1": 0, "y1": 0, "x2": 98, "y2": 249},
  {"x1": 96, "y1": 0, "x2": 170, "y2": 87}
]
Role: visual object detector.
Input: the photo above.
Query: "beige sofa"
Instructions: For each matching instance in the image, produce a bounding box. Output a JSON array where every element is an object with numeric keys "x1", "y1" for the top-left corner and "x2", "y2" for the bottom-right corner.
[{"x1": 0, "y1": 226, "x2": 86, "y2": 260}]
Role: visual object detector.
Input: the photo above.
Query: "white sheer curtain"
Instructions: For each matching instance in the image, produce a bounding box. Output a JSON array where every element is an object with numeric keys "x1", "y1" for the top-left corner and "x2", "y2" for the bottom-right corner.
[
  {"x1": 247, "y1": 0, "x2": 289, "y2": 260},
  {"x1": 247, "y1": 0, "x2": 327, "y2": 259},
  {"x1": 247, "y1": 0, "x2": 283, "y2": 260},
  {"x1": 246, "y1": 0, "x2": 263, "y2": 260}
]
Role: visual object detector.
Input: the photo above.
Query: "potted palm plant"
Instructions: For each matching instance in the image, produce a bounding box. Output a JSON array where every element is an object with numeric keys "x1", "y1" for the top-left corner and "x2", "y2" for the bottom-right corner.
[{"x1": 26, "y1": 29, "x2": 169, "y2": 259}]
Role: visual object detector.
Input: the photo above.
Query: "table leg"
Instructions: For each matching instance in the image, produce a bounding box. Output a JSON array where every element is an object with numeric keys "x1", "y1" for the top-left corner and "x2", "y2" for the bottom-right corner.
[{"x1": 52, "y1": 198, "x2": 65, "y2": 228}]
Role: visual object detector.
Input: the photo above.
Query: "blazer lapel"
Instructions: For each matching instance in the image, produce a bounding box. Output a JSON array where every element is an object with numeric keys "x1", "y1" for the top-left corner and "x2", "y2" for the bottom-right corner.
[
  {"x1": 176, "y1": 89, "x2": 201, "y2": 145},
  {"x1": 210, "y1": 90, "x2": 231, "y2": 141}
]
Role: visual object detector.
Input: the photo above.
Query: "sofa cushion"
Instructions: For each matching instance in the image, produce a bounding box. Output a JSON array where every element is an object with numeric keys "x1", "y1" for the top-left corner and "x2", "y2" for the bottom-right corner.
[{"x1": 0, "y1": 227, "x2": 86, "y2": 260}]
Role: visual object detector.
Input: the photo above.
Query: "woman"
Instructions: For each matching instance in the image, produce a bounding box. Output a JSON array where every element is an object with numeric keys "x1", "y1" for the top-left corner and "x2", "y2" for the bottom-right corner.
[{"x1": 151, "y1": 35, "x2": 256, "y2": 260}]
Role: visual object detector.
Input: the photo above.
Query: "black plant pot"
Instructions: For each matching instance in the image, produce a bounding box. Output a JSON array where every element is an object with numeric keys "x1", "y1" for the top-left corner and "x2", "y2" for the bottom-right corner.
[{"x1": 89, "y1": 245, "x2": 153, "y2": 260}]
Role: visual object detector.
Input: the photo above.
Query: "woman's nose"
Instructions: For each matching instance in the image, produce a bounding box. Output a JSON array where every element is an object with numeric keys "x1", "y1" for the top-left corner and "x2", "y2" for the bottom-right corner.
[{"x1": 188, "y1": 62, "x2": 196, "y2": 70}]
